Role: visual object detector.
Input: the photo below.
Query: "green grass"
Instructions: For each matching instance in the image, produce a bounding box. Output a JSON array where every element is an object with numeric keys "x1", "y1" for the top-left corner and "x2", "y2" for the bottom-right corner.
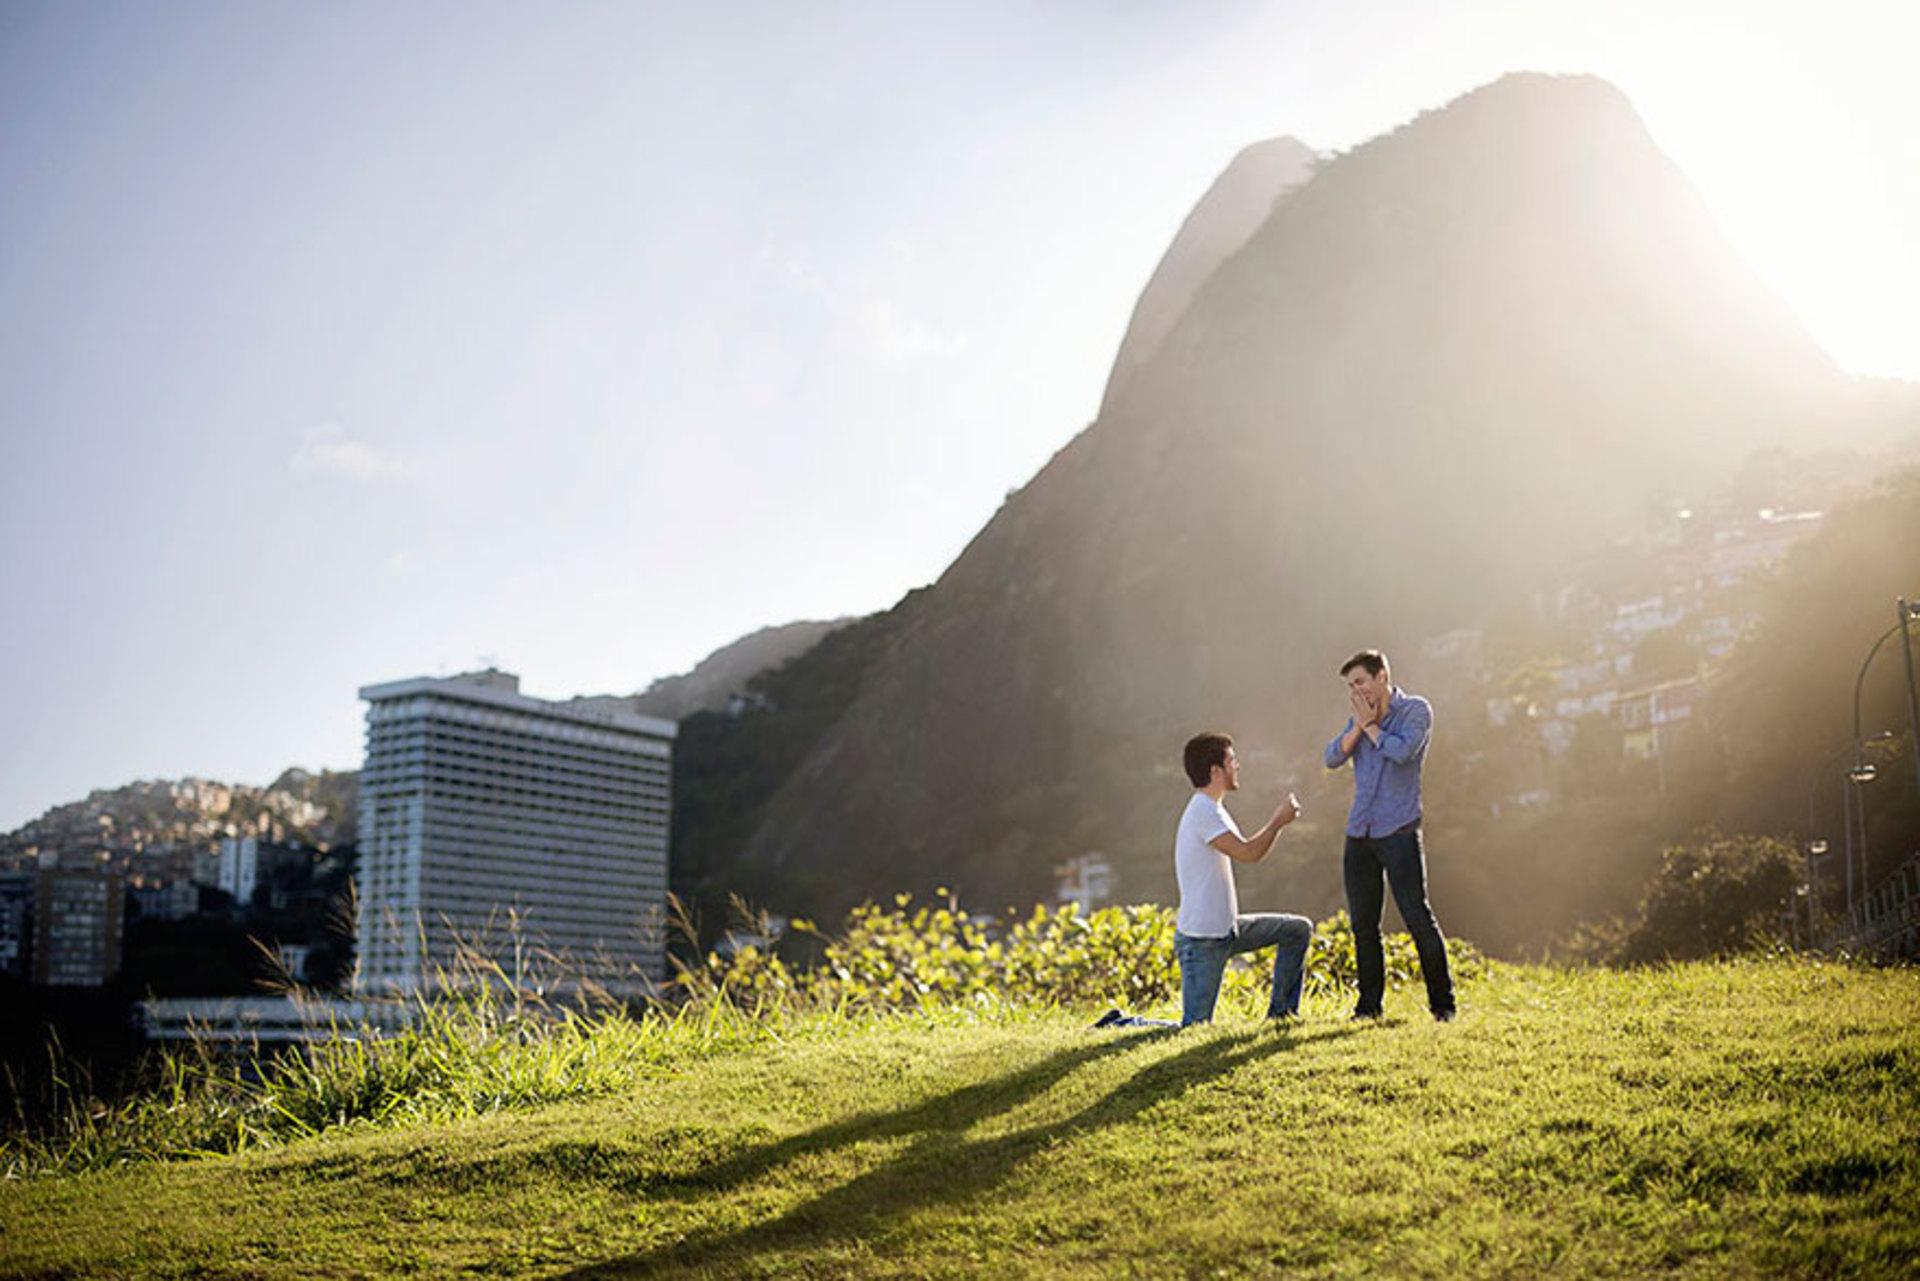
[
  {"x1": 4, "y1": 959, "x2": 1918, "y2": 1278},
  {"x1": 1, "y1": 989, "x2": 793, "y2": 1177}
]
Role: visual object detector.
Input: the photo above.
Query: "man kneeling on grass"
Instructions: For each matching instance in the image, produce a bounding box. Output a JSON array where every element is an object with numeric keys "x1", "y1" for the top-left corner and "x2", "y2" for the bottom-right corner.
[{"x1": 1098, "y1": 732, "x2": 1312, "y2": 1029}]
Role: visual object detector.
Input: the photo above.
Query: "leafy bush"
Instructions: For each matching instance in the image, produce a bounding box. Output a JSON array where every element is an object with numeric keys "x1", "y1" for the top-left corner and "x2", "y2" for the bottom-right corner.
[
  {"x1": 1574, "y1": 831, "x2": 1800, "y2": 965},
  {"x1": 680, "y1": 895, "x2": 1486, "y2": 1013}
]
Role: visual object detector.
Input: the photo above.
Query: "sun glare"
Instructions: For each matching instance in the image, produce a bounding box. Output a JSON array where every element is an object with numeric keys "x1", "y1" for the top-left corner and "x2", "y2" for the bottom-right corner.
[{"x1": 1608, "y1": 2, "x2": 1920, "y2": 379}]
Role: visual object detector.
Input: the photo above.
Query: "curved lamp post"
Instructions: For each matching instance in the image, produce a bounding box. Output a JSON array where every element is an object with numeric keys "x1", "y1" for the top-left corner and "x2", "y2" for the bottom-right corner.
[
  {"x1": 1854, "y1": 599, "x2": 1920, "y2": 788},
  {"x1": 1848, "y1": 597, "x2": 1919, "y2": 924},
  {"x1": 1900, "y1": 597, "x2": 1920, "y2": 796}
]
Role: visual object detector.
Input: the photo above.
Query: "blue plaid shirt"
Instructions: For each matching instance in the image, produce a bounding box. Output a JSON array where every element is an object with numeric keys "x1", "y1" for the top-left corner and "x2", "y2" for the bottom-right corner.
[{"x1": 1324, "y1": 687, "x2": 1432, "y2": 838}]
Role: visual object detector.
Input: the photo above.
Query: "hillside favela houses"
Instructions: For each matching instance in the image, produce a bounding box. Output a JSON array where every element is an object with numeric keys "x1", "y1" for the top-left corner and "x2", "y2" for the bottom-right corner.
[
  {"x1": 355, "y1": 669, "x2": 675, "y2": 996},
  {"x1": 1468, "y1": 504, "x2": 1828, "y2": 807}
]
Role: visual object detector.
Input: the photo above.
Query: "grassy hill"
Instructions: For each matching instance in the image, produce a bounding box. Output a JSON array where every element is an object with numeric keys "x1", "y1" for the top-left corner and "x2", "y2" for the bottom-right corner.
[{"x1": 5, "y1": 959, "x2": 1918, "y2": 1278}]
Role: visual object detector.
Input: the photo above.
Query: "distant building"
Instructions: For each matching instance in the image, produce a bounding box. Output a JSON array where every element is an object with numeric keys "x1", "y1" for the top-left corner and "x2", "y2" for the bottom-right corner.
[
  {"x1": 217, "y1": 838, "x2": 315, "y2": 914},
  {"x1": 32, "y1": 869, "x2": 124, "y2": 987},
  {"x1": 1608, "y1": 595, "x2": 1686, "y2": 645},
  {"x1": 0, "y1": 874, "x2": 33, "y2": 979},
  {"x1": 355, "y1": 669, "x2": 675, "y2": 996},
  {"x1": 132, "y1": 880, "x2": 201, "y2": 922},
  {"x1": 1552, "y1": 653, "x2": 1632, "y2": 694},
  {"x1": 1553, "y1": 689, "x2": 1620, "y2": 721},
  {"x1": 725, "y1": 690, "x2": 771, "y2": 718},
  {"x1": 190, "y1": 848, "x2": 222, "y2": 887},
  {"x1": 1705, "y1": 510, "x2": 1823, "y2": 587},
  {"x1": 139, "y1": 995, "x2": 412, "y2": 1045},
  {"x1": 1614, "y1": 676, "x2": 1700, "y2": 761},
  {"x1": 1693, "y1": 611, "x2": 1746, "y2": 660},
  {"x1": 218, "y1": 836, "x2": 262, "y2": 905},
  {"x1": 1056, "y1": 854, "x2": 1116, "y2": 912}
]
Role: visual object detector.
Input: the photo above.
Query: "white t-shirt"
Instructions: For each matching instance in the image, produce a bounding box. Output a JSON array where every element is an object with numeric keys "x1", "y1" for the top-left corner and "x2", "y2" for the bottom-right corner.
[{"x1": 1174, "y1": 791, "x2": 1242, "y2": 938}]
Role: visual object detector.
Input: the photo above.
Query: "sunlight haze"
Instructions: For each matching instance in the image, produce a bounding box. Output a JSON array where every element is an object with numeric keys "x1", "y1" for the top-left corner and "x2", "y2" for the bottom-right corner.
[{"x1": 0, "y1": 0, "x2": 1914, "y2": 829}]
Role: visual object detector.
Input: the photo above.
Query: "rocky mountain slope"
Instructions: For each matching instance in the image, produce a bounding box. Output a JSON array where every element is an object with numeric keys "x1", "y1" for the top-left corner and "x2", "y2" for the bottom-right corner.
[
  {"x1": 721, "y1": 73, "x2": 1918, "y2": 919},
  {"x1": 633, "y1": 619, "x2": 849, "y2": 721},
  {"x1": 1101, "y1": 135, "x2": 1317, "y2": 412}
]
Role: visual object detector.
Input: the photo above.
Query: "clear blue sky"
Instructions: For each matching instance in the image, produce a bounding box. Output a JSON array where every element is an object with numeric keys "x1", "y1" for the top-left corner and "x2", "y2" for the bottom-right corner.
[{"x1": 2, "y1": 0, "x2": 1914, "y2": 830}]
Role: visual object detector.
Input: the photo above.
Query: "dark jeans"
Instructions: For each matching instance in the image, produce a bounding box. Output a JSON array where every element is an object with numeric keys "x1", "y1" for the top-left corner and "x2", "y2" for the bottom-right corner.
[
  {"x1": 1176, "y1": 913, "x2": 1314, "y2": 1025},
  {"x1": 1102, "y1": 912, "x2": 1313, "y2": 1030},
  {"x1": 1343, "y1": 824, "x2": 1454, "y2": 1017}
]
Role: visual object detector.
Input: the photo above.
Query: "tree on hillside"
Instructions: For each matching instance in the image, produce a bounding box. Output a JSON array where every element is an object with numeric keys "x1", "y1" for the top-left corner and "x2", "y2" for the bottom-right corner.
[{"x1": 1611, "y1": 832, "x2": 1799, "y2": 963}]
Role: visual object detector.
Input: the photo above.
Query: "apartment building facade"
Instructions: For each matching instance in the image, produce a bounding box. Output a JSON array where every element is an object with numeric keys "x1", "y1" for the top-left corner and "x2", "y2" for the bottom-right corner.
[{"x1": 354, "y1": 670, "x2": 674, "y2": 995}]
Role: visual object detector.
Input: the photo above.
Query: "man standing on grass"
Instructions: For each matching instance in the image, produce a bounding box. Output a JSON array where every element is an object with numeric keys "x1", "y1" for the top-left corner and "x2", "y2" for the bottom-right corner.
[
  {"x1": 1325, "y1": 649, "x2": 1455, "y2": 1022},
  {"x1": 1098, "y1": 732, "x2": 1311, "y2": 1028}
]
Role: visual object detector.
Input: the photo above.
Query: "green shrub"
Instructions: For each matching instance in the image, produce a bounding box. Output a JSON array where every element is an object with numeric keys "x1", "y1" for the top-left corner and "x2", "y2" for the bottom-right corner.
[
  {"x1": 681, "y1": 895, "x2": 1486, "y2": 1013},
  {"x1": 1579, "y1": 831, "x2": 1801, "y2": 965}
]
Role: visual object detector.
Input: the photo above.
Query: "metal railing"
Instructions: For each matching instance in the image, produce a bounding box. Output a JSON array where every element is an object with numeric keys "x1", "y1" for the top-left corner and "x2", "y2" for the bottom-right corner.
[{"x1": 1821, "y1": 851, "x2": 1920, "y2": 960}]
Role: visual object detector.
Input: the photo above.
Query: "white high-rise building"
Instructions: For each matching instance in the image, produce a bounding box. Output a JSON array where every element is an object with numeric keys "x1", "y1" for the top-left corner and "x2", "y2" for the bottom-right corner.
[
  {"x1": 218, "y1": 836, "x2": 260, "y2": 906},
  {"x1": 354, "y1": 669, "x2": 675, "y2": 995}
]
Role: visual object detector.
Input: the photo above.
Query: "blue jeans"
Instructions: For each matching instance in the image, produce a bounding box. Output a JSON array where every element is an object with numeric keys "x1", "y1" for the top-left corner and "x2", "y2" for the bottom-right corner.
[
  {"x1": 1343, "y1": 824, "x2": 1454, "y2": 1018},
  {"x1": 1176, "y1": 913, "x2": 1314, "y2": 1025}
]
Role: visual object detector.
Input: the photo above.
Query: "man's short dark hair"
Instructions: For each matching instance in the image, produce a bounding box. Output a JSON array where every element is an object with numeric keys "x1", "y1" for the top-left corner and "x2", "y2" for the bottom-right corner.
[
  {"x1": 1183, "y1": 732, "x2": 1233, "y2": 788},
  {"x1": 1340, "y1": 649, "x2": 1389, "y2": 678}
]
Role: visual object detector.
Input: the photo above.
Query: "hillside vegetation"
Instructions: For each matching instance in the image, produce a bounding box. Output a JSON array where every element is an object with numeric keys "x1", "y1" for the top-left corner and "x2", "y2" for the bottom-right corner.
[{"x1": 5, "y1": 959, "x2": 1917, "y2": 1278}]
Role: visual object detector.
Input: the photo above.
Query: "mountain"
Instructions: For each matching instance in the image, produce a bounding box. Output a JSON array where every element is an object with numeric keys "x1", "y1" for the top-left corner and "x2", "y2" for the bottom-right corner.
[
  {"x1": 709, "y1": 73, "x2": 1919, "y2": 927},
  {"x1": 666, "y1": 606, "x2": 912, "y2": 932},
  {"x1": 632, "y1": 618, "x2": 851, "y2": 721},
  {"x1": 1102, "y1": 135, "x2": 1316, "y2": 413}
]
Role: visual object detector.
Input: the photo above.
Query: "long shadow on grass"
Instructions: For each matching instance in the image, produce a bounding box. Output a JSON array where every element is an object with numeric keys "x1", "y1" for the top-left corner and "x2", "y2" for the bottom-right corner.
[
  {"x1": 273, "y1": 1030, "x2": 1158, "y2": 1200},
  {"x1": 565, "y1": 1022, "x2": 1368, "y2": 1278},
  {"x1": 643, "y1": 1029, "x2": 1162, "y2": 1198}
]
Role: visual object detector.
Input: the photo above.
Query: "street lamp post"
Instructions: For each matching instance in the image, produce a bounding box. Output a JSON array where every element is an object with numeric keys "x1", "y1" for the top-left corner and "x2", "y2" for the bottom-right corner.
[
  {"x1": 1804, "y1": 839, "x2": 1828, "y2": 941},
  {"x1": 1854, "y1": 600, "x2": 1920, "y2": 780},
  {"x1": 1898, "y1": 597, "x2": 1920, "y2": 798},
  {"x1": 1838, "y1": 731, "x2": 1895, "y2": 924},
  {"x1": 1803, "y1": 739, "x2": 1873, "y2": 941},
  {"x1": 1850, "y1": 600, "x2": 1920, "y2": 919}
]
